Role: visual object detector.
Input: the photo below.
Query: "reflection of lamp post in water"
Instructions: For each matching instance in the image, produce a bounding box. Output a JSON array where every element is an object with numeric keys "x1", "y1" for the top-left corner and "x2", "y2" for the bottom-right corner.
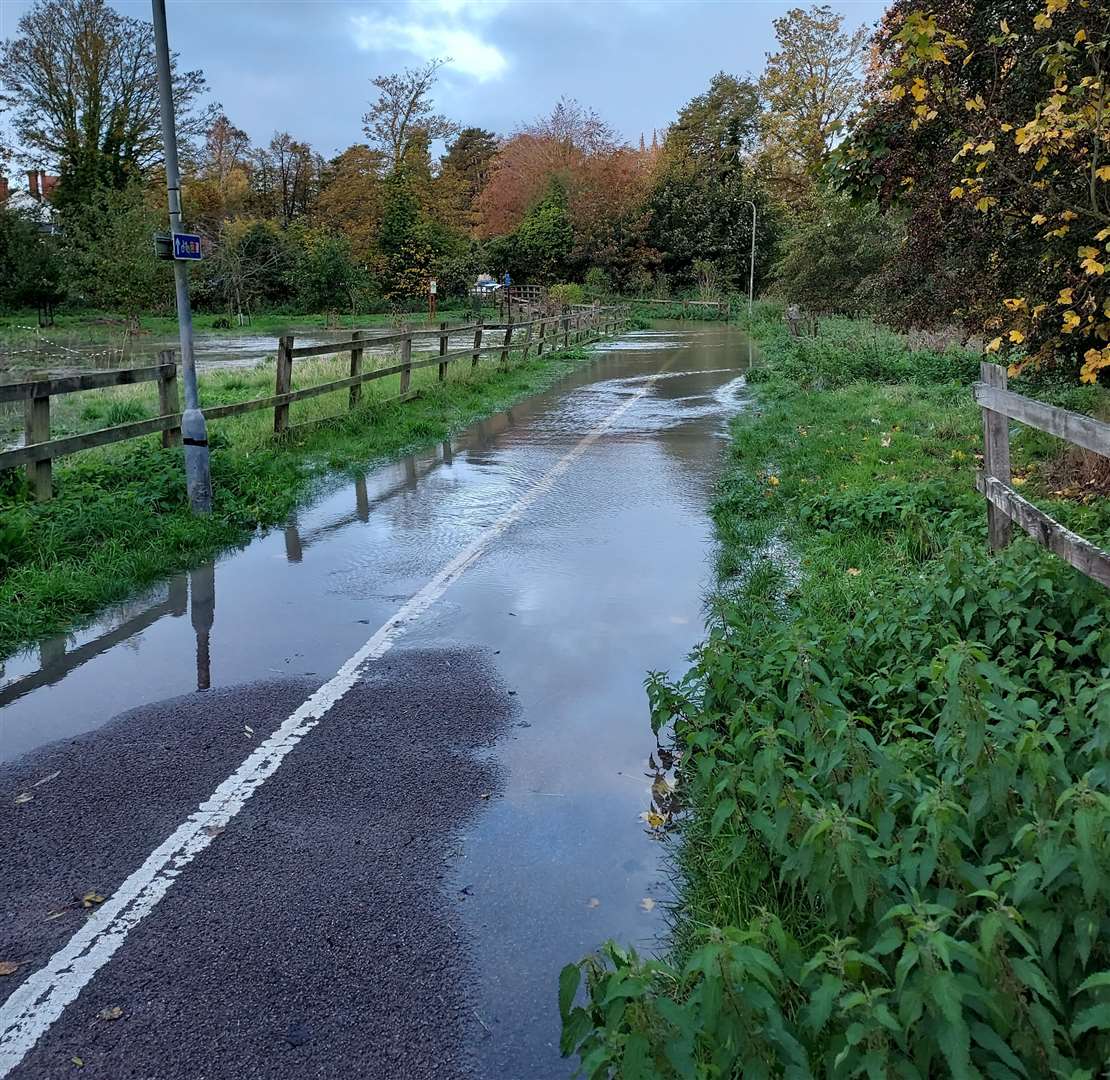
[{"x1": 190, "y1": 562, "x2": 215, "y2": 691}]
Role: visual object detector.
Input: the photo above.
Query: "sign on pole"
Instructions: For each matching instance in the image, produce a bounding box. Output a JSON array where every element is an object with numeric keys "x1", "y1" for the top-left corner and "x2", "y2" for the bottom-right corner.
[{"x1": 172, "y1": 232, "x2": 203, "y2": 261}]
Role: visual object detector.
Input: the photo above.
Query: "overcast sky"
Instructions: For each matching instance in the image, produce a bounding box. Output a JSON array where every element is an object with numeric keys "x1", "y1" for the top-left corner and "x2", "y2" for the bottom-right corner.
[{"x1": 0, "y1": 0, "x2": 886, "y2": 159}]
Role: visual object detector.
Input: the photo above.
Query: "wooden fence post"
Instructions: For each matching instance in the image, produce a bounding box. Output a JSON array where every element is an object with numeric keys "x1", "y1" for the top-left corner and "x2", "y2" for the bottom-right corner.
[
  {"x1": 438, "y1": 320, "x2": 448, "y2": 382},
  {"x1": 274, "y1": 334, "x2": 294, "y2": 436},
  {"x1": 500, "y1": 322, "x2": 514, "y2": 368},
  {"x1": 472, "y1": 322, "x2": 483, "y2": 369},
  {"x1": 522, "y1": 320, "x2": 534, "y2": 361},
  {"x1": 563, "y1": 316, "x2": 570, "y2": 350},
  {"x1": 980, "y1": 361, "x2": 1013, "y2": 551},
  {"x1": 537, "y1": 319, "x2": 546, "y2": 355},
  {"x1": 24, "y1": 390, "x2": 51, "y2": 500},
  {"x1": 399, "y1": 333, "x2": 413, "y2": 394},
  {"x1": 349, "y1": 331, "x2": 364, "y2": 411},
  {"x1": 158, "y1": 350, "x2": 181, "y2": 448}
]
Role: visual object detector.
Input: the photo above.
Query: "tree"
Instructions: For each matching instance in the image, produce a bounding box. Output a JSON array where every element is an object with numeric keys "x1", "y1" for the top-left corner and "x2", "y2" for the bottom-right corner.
[
  {"x1": 667, "y1": 73, "x2": 762, "y2": 166},
  {"x1": 838, "y1": 1, "x2": 1110, "y2": 381},
  {"x1": 758, "y1": 5, "x2": 870, "y2": 203},
  {"x1": 441, "y1": 127, "x2": 499, "y2": 227},
  {"x1": 316, "y1": 144, "x2": 388, "y2": 261},
  {"x1": 649, "y1": 77, "x2": 780, "y2": 291},
  {"x1": 289, "y1": 227, "x2": 366, "y2": 313},
  {"x1": 0, "y1": 206, "x2": 65, "y2": 317},
  {"x1": 60, "y1": 184, "x2": 174, "y2": 321},
  {"x1": 196, "y1": 218, "x2": 293, "y2": 319},
  {"x1": 773, "y1": 192, "x2": 900, "y2": 314},
  {"x1": 511, "y1": 180, "x2": 574, "y2": 282},
  {"x1": 362, "y1": 58, "x2": 456, "y2": 172},
  {"x1": 0, "y1": 0, "x2": 214, "y2": 206}
]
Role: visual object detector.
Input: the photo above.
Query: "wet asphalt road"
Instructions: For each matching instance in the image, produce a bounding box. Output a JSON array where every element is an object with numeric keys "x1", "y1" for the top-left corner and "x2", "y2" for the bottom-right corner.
[{"x1": 0, "y1": 324, "x2": 752, "y2": 1078}]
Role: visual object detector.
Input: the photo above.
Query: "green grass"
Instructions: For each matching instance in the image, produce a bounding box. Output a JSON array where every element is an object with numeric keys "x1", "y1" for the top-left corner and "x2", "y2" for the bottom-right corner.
[
  {"x1": 560, "y1": 304, "x2": 1110, "y2": 1077},
  {"x1": 0, "y1": 306, "x2": 486, "y2": 338},
  {"x1": 0, "y1": 336, "x2": 600, "y2": 657}
]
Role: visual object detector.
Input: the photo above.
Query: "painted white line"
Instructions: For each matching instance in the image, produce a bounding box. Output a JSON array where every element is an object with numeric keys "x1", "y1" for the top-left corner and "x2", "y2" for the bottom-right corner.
[{"x1": 0, "y1": 370, "x2": 662, "y2": 1075}]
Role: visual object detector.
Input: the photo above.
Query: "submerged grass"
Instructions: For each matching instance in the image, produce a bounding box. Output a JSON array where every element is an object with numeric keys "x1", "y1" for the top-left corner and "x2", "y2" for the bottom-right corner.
[
  {"x1": 560, "y1": 304, "x2": 1110, "y2": 1077},
  {"x1": 0, "y1": 339, "x2": 598, "y2": 657}
]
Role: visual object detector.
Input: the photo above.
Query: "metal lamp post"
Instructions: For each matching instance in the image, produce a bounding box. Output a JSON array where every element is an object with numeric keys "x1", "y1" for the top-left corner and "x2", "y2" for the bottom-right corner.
[
  {"x1": 745, "y1": 200, "x2": 757, "y2": 321},
  {"x1": 152, "y1": 0, "x2": 211, "y2": 513}
]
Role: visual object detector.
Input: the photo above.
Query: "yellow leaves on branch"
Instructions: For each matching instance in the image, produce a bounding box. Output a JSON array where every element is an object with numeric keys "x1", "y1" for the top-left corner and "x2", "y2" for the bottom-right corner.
[
  {"x1": 1079, "y1": 246, "x2": 1107, "y2": 275},
  {"x1": 1081, "y1": 347, "x2": 1110, "y2": 384}
]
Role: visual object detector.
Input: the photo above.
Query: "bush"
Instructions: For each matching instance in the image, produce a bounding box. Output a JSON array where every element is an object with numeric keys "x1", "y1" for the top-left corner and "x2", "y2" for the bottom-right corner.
[
  {"x1": 563, "y1": 546, "x2": 1110, "y2": 1077},
  {"x1": 584, "y1": 267, "x2": 611, "y2": 296},
  {"x1": 549, "y1": 282, "x2": 585, "y2": 309}
]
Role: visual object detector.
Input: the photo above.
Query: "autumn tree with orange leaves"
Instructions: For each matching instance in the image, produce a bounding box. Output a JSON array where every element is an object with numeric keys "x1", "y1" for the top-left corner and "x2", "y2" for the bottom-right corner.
[{"x1": 840, "y1": 0, "x2": 1109, "y2": 382}]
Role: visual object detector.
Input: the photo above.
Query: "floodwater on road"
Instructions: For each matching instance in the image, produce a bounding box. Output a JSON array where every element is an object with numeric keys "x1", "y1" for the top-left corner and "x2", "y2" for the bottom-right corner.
[{"x1": 0, "y1": 322, "x2": 753, "y2": 1078}]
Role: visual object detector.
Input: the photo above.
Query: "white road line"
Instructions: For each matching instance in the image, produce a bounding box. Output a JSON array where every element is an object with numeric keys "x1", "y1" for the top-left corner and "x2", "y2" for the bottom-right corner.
[{"x1": 0, "y1": 371, "x2": 662, "y2": 1075}]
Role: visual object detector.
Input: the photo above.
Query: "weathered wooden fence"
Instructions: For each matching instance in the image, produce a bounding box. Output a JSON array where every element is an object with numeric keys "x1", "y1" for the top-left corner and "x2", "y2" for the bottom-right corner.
[
  {"x1": 0, "y1": 305, "x2": 631, "y2": 500},
  {"x1": 628, "y1": 297, "x2": 731, "y2": 319},
  {"x1": 976, "y1": 360, "x2": 1110, "y2": 586}
]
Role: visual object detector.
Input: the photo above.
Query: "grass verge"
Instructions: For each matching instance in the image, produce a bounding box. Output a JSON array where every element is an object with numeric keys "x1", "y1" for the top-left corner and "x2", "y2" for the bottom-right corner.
[
  {"x1": 560, "y1": 304, "x2": 1110, "y2": 1077},
  {"x1": 0, "y1": 339, "x2": 601, "y2": 657}
]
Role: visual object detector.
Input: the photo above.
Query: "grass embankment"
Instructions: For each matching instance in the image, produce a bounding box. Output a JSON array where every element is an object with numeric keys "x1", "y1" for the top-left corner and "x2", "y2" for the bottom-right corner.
[
  {"x1": 0, "y1": 339, "x2": 599, "y2": 657},
  {"x1": 561, "y1": 305, "x2": 1110, "y2": 1077}
]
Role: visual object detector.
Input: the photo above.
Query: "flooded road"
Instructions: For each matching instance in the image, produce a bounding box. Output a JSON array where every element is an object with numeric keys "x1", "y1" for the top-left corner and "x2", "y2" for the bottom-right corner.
[{"x1": 0, "y1": 323, "x2": 751, "y2": 1078}]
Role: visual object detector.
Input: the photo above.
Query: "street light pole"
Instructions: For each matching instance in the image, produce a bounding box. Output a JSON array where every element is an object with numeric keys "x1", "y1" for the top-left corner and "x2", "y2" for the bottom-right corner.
[
  {"x1": 745, "y1": 200, "x2": 757, "y2": 321},
  {"x1": 152, "y1": 0, "x2": 211, "y2": 513}
]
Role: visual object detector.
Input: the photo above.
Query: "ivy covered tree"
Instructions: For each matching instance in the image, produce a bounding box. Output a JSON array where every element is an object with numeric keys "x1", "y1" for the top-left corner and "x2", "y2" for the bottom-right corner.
[{"x1": 839, "y1": 0, "x2": 1110, "y2": 381}]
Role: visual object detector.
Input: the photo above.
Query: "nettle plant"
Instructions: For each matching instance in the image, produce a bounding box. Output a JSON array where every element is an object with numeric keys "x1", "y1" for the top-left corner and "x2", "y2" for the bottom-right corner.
[{"x1": 562, "y1": 549, "x2": 1110, "y2": 1077}]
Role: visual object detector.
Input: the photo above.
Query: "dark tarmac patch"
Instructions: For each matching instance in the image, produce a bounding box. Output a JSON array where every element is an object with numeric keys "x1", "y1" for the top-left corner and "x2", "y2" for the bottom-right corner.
[{"x1": 2, "y1": 649, "x2": 511, "y2": 1080}]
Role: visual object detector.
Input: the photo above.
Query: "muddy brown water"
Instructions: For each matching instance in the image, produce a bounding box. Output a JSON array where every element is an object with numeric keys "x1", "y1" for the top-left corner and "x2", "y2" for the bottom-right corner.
[{"x1": 0, "y1": 322, "x2": 754, "y2": 1077}]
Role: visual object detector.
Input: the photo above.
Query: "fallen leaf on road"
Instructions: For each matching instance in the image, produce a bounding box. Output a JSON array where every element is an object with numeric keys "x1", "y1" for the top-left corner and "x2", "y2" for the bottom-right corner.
[
  {"x1": 203, "y1": 825, "x2": 225, "y2": 838},
  {"x1": 33, "y1": 771, "x2": 61, "y2": 787},
  {"x1": 82, "y1": 892, "x2": 106, "y2": 908},
  {"x1": 0, "y1": 961, "x2": 19, "y2": 976},
  {"x1": 97, "y1": 1006, "x2": 123, "y2": 1022},
  {"x1": 71, "y1": 1057, "x2": 84, "y2": 1068},
  {"x1": 478, "y1": 793, "x2": 491, "y2": 800},
  {"x1": 639, "y1": 810, "x2": 667, "y2": 829},
  {"x1": 586, "y1": 898, "x2": 600, "y2": 909},
  {"x1": 640, "y1": 898, "x2": 656, "y2": 913},
  {"x1": 13, "y1": 793, "x2": 33, "y2": 805}
]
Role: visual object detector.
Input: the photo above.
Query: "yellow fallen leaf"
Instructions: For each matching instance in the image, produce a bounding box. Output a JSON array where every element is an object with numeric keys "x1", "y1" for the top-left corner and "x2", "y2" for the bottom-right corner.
[
  {"x1": 846, "y1": 568, "x2": 862, "y2": 577},
  {"x1": 768, "y1": 475, "x2": 780, "y2": 487},
  {"x1": 640, "y1": 897, "x2": 656, "y2": 912},
  {"x1": 97, "y1": 1006, "x2": 124, "y2": 1022},
  {"x1": 82, "y1": 892, "x2": 106, "y2": 908},
  {"x1": 639, "y1": 810, "x2": 667, "y2": 829},
  {"x1": 71, "y1": 1057, "x2": 84, "y2": 1068},
  {"x1": 0, "y1": 962, "x2": 19, "y2": 976}
]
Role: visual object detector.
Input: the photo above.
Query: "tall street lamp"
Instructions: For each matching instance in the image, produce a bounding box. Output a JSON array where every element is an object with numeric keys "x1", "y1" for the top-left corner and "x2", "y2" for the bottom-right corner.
[
  {"x1": 152, "y1": 0, "x2": 211, "y2": 513},
  {"x1": 745, "y1": 200, "x2": 757, "y2": 321}
]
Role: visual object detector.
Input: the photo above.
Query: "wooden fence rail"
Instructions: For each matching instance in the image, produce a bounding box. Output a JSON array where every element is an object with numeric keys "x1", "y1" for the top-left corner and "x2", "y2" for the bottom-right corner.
[
  {"x1": 975, "y1": 361, "x2": 1110, "y2": 587},
  {"x1": 1, "y1": 306, "x2": 631, "y2": 500},
  {"x1": 628, "y1": 297, "x2": 730, "y2": 319}
]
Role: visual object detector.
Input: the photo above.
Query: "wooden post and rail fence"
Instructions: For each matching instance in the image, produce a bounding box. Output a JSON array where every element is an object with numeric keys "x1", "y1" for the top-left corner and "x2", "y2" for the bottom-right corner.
[
  {"x1": 0, "y1": 305, "x2": 631, "y2": 501},
  {"x1": 976, "y1": 361, "x2": 1110, "y2": 587}
]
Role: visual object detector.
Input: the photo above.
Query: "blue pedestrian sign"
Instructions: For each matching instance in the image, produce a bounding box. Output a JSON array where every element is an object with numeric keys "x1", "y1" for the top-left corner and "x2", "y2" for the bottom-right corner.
[{"x1": 173, "y1": 233, "x2": 203, "y2": 261}]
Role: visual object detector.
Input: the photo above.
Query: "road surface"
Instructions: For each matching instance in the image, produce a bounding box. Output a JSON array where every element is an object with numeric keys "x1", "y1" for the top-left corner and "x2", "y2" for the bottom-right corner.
[{"x1": 0, "y1": 323, "x2": 751, "y2": 1078}]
